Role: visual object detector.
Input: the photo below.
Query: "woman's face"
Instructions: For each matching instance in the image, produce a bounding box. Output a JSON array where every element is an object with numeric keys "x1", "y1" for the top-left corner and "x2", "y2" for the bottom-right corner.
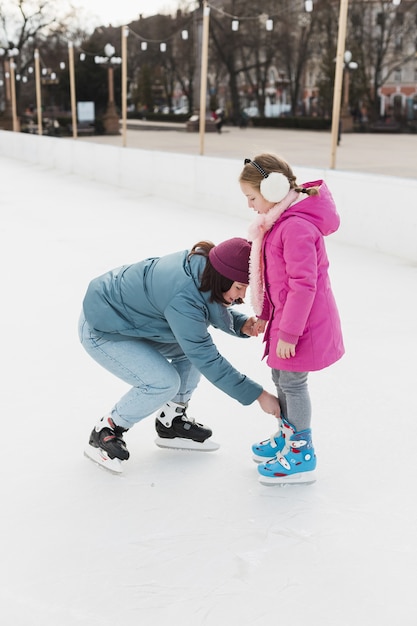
[
  {"x1": 240, "y1": 181, "x2": 275, "y2": 215},
  {"x1": 222, "y1": 282, "x2": 248, "y2": 305}
]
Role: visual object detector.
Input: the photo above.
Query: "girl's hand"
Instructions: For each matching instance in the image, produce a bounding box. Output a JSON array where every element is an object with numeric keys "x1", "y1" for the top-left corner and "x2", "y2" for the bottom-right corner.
[{"x1": 276, "y1": 339, "x2": 296, "y2": 359}]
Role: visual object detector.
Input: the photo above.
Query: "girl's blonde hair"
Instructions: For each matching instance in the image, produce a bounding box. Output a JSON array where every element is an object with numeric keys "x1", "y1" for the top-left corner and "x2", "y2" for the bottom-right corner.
[{"x1": 239, "y1": 153, "x2": 319, "y2": 197}]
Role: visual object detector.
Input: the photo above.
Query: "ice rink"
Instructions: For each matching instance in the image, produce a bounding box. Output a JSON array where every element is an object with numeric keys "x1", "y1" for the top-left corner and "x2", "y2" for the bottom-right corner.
[{"x1": 1, "y1": 151, "x2": 416, "y2": 625}]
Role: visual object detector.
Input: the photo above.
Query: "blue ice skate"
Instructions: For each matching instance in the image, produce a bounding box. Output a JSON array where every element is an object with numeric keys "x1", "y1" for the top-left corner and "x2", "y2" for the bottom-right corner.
[
  {"x1": 252, "y1": 416, "x2": 285, "y2": 462},
  {"x1": 258, "y1": 420, "x2": 317, "y2": 485}
]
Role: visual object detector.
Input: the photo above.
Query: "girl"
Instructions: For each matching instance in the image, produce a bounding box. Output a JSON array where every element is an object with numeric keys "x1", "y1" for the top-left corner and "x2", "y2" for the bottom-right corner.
[
  {"x1": 79, "y1": 237, "x2": 280, "y2": 473},
  {"x1": 239, "y1": 154, "x2": 344, "y2": 485}
]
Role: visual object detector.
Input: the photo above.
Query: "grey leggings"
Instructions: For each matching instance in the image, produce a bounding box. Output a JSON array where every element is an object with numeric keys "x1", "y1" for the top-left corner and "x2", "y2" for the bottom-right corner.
[{"x1": 271, "y1": 369, "x2": 311, "y2": 432}]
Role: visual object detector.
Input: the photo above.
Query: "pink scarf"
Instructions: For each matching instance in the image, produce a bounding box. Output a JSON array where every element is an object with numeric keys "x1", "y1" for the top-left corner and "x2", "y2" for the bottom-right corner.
[{"x1": 248, "y1": 190, "x2": 299, "y2": 316}]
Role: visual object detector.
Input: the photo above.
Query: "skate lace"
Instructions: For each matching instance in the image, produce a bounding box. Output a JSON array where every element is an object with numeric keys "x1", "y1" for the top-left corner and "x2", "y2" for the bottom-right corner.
[
  {"x1": 266, "y1": 431, "x2": 280, "y2": 448},
  {"x1": 102, "y1": 426, "x2": 126, "y2": 444},
  {"x1": 173, "y1": 406, "x2": 204, "y2": 428},
  {"x1": 101, "y1": 428, "x2": 116, "y2": 443},
  {"x1": 181, "y1": 414, "x2": 196, "y2": 425}
]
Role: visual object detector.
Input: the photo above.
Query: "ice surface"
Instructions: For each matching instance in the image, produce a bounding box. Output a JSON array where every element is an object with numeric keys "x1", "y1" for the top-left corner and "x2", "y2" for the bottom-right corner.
[{"x1": 1, "y1": 156, "x2": 416, "y2": 625}]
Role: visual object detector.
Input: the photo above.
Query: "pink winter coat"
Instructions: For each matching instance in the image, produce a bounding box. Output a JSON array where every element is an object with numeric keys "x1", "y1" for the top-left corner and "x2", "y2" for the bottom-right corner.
[{"x1": 260, "y1": 180, "x2": 345, "y2": 372}]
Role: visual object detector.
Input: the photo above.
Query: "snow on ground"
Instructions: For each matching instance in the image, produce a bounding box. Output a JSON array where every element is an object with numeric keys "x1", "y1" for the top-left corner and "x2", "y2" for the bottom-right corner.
[{"x1": 1, "y1": 156, "x2": 416, "y2": 625}]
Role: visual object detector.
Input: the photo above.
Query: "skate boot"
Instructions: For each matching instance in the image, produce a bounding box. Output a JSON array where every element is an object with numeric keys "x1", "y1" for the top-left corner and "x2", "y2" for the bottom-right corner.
[
  {"x1": 154, "y1": 402, "x2": 220, "y2": 451},
  {"x1": 252, "y1": 415, "x2": 285, "y2": 462},
  {"x1": 258, "y1": 419, "x2": 317, "y2": 485},
  {"x1": 84, "y1": 416, "x2": 129, "y2": 474}
]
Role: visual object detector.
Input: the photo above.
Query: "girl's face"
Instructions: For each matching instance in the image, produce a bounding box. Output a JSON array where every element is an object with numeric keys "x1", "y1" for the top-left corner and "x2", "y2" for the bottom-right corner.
[
  {"x1": 222, "y1": 282, "x2": 247, "y2": 305},
  {"x1": 240, "y1": 181, "x2": 275, "y2": 215}
]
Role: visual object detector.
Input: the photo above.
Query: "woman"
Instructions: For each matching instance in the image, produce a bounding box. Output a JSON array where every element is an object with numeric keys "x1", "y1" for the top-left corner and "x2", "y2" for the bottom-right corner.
[{"x1": 79, "y1": 237, "x2": 280, "y2": 473}]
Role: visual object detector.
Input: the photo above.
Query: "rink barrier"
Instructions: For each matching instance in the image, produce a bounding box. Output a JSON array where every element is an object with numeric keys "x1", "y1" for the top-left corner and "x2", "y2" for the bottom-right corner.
[{"x1": 1, "y1": 130, "x2": 416, "y2": 263}]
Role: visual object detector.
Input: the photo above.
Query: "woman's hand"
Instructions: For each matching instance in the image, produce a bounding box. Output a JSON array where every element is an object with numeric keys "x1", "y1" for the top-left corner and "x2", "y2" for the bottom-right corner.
[
  {"x1": 256, "y1": 390, "x2": 280, "y2": 417},
  {"x1": 254, "y1": 318, "x2": 267, "y2": 334},
  {"x1": 276, "y1": 339, "x2": 296, "y2": 359},
  {"x1": 241, "y1": 316, "x2": 259, "y2": 336},
  {"x1": 241, "y1": 317, "x2": 267, "y2": 337}
]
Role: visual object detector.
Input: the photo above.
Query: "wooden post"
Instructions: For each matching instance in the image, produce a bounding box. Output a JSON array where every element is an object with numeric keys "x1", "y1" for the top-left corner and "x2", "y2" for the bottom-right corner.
[
  {"x1": 9, "y1": 59, "x2": 18, "y2": 132},
  {"x1": 34, "y1": 49, "x2": 43, "y2": 136},
  {"x1": 199, "y1": 1, "x2": 210, "y2": 155},
  {"x1": 121, "y1": 26, "x2": 128, "y2": 147},
  {"x1": 330, "y1": 0, "x2": 349, "y2": 169},
  {"x1": 68, "y1": 42, "x2": 77, "y2": 139}
]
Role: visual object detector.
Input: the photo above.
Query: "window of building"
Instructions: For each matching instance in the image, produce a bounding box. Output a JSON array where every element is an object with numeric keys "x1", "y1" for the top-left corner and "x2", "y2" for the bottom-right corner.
[
  {"x1": 395, "y1": 12, "x2": 404, "y2": 26},
  {"x1": 395, "y1": 35, "x2": 403, "y2": 52}
]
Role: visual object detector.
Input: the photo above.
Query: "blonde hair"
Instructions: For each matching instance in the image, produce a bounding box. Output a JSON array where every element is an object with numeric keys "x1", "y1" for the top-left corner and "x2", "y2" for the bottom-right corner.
[{"x1": 239, "y1": 153, "x2": 319, "y2": 197}]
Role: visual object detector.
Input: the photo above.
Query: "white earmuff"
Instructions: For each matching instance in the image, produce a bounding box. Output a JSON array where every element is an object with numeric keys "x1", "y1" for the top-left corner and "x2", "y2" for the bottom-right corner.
[{"x1": 260, "y1": 172, "x2": 291, "y2": 203}]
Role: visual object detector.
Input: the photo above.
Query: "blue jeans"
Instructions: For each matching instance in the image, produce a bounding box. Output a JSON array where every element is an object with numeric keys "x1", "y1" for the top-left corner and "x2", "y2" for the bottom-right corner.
[
  {"x1": 271, "y1": 369, "x2": 311, "y2": 432},
  {"x1": 78, "y1": 313, "x2": 201, "y2": 429}
]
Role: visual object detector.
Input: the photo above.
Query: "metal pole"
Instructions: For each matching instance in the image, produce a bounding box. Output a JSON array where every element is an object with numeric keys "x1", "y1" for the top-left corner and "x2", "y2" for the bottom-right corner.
[
  {"x1": 68, "y1": 42, "x2": 77, "y2": 139},
  {"x1": 108, "y1": 66, "x2": 114, "y2": 103},
  {"x1": 330, "y1": 0, "x2": 349, "y2": 169},
  {"x1": 199, "y1": 1, "x2": 210, "y2": 155}
]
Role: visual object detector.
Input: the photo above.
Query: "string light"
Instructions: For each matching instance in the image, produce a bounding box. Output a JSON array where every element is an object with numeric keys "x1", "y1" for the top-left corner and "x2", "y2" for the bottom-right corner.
[
  {"x1": 204, "y1": 2, "x2": 313, "y2": 32},
  {"x1": 127, "y1": 18, "x2": 193, "y2": 48},
  {"x1": 4, "y1": 2, "x2": 328, "y2": 142}
]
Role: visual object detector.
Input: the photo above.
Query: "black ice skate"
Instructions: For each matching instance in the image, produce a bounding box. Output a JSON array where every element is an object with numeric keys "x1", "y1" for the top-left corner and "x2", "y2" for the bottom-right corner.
[
  {"x1": 84, "y1": 416, "x2": 129, "y2": 474},
  {"x1": 155, "y1": 402, "x2": 220, "y2": 452}
]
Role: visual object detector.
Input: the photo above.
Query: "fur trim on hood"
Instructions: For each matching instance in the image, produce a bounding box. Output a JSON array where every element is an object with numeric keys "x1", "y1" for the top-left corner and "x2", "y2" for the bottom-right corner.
[{"x1": 248, "y1": 189, "x2": 299, "y2": 316}]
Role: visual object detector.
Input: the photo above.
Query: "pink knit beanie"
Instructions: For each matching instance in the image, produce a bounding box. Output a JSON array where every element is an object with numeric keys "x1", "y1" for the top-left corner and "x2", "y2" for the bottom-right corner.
[{"x1": 209, "y1": 237, "x2": 251, "y2": 284}]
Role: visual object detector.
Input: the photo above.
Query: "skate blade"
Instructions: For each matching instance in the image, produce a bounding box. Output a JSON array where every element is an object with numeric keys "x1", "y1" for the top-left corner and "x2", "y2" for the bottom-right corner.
[
  {"x1": 84, "y1": 445, "x2": 124, "y2": 474},
  {"x1": 154, "y1": 436, "x2": 220, "y2": 452},
  {"x1": 253, "y1": 454, "x2": 273, "y2": 463},
  {"x1": 258, "y1": 471, "x2": 317, "y2": 486}
]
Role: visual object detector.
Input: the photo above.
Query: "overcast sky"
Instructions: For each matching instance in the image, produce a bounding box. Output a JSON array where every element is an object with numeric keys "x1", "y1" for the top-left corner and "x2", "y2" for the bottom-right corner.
[{"x1": 74, "y1": 0, "x2": 197, "y2": 26}]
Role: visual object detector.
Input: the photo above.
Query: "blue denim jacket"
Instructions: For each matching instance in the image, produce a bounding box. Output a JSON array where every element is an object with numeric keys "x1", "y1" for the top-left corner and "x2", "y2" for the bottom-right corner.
[{"x1": 82, "y1": 249, "x2": 262, "y2": 405}]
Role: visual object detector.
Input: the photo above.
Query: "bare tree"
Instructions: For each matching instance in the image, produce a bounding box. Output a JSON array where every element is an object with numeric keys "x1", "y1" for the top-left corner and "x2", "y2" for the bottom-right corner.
[
  {"x1": 0, "y1": 0, "x2": 93, "y2": 114},
  {"x1": 348, "y1": 0, "x2": 417, "y2": 121}
]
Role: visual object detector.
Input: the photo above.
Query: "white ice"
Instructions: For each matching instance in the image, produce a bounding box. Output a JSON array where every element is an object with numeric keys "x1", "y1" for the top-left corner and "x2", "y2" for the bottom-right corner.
[{"x1": 1, "y1": 155, "x2": 416, "y2": 625}]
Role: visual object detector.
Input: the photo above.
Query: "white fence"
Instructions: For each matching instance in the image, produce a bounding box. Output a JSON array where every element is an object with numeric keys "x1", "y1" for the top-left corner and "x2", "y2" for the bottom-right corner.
[{"x1": 1, "y1": 130, "x2": 416, "y2": 263}]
